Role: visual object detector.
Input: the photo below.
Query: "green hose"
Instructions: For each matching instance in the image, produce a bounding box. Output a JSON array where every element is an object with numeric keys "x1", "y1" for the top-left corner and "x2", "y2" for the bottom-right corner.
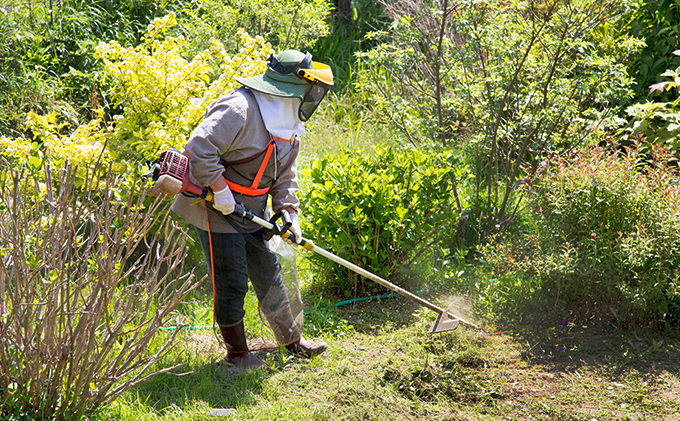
[{"x1": 161, "y1": 292, "x2": 407, "y2": 330}]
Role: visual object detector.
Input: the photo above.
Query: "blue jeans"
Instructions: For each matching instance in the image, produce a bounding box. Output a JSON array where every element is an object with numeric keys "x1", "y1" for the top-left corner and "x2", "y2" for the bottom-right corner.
[{"x1": 195, "y1": 227, "x2": 289, "y2": 327}]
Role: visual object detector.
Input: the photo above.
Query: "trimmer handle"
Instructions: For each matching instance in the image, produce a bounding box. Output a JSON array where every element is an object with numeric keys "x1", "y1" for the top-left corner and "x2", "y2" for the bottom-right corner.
[
  {"x1": 232, "y1": 204, "x2": 292, "y2": 241},
  {"x1": 263, "y1": 209, "x2": 292, "y2": 241}
]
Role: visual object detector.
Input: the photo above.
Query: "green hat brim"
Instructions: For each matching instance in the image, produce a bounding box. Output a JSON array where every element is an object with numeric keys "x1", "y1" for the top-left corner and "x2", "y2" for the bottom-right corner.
[{"x1": 237, "y1": 68, "x2": 310, "y2": 99}]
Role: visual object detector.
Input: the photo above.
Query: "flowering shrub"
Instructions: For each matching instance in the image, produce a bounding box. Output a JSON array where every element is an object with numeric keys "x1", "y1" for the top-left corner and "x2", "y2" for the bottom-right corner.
[
  {"x1": 477, "y1": 143, "x2": 680, "y2": 329},
  {"x1": 95, "y1": 13, "x2": 273, "y2": 161}
]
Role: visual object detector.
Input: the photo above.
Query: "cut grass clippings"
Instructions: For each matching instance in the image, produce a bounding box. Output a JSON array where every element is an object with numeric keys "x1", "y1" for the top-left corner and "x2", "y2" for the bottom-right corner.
[{"x1": 99, "y1": 296, "x2": 680, "y2": 421}]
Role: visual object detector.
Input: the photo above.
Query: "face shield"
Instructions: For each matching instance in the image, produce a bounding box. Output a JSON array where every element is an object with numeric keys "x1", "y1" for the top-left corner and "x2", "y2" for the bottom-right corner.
[
  {"x1": 296, "y1": 64, "x2": 334, "y2": 121},
  {"x1": 298, "y1": 80, "x2": 331, "y2": 121}
]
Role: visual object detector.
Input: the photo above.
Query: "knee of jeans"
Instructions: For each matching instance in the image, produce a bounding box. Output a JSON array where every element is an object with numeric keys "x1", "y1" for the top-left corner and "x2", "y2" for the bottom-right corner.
[
  {"x1": 213, "y1": 270, "x2": 249, "y2": 298},
  {"x1": 215, "y1": 296, "x2": 246, "y2": 326},
  {"x1": 249, "y1": 264, "x2": 284, "y2": 299}
]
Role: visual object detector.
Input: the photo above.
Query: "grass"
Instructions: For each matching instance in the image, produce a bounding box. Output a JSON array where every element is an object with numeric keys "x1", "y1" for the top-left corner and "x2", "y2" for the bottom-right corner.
[
  {"x1": 297, "y1": 91, "x2": 399, "y2": 166},
  {"x1": 95, "y1": 289, "x2": 680, "y2": 421}
]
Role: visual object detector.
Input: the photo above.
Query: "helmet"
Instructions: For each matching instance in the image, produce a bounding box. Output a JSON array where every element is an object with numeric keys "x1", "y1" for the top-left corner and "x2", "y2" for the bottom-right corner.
[{"x1": 237, "y1": 50, "x2": 334, "y2": 121}]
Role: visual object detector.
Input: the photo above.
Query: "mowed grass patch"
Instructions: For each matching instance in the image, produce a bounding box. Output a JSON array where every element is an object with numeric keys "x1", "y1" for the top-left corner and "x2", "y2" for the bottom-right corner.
[{"x1": 99, "y1": 298, "x2": 680, "y2": 421}]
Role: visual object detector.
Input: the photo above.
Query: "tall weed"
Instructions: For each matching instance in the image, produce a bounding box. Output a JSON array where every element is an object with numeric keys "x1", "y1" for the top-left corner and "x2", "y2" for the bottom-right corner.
[{"x1": 0, "y1": 9, "x2": 63, "y2": 137}]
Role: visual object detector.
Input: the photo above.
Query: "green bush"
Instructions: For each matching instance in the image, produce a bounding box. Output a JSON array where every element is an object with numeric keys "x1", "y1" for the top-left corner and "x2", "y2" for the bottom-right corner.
[
  {"x1": 478, "y1": 143, "x2": 680, "y2": 329},
  {"x1": 300, "y1": 144, "x2": 468, "y2": 297}
]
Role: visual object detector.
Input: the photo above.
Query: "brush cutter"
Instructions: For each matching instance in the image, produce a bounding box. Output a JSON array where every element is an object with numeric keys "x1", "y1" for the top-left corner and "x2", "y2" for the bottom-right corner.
[{"x1": 145, "y1": 149, "x2": 478, "y2": 333}]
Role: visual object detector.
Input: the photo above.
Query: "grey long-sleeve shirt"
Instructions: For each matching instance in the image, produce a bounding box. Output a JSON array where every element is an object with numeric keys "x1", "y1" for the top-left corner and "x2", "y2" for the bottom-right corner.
[{"x1": 171, "y1": 87, "x2": 300, "y2": 233}]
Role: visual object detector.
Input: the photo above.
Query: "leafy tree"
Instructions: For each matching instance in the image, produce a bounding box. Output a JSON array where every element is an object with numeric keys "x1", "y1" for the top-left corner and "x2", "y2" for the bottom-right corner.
[
  {"x1": 177, "y1": 0, "x2": 332, "y2": 56},
  {"x1": 1, "y1": 12, "x2": 277, "y2": 170},
  {"x1": 621, "y1": 0, "x2": 680, "y2": 104},
  {"x1": 357, "y1": 0, "x2": 642, "y2": 242},
  {"x1": 0, "y1": 0, "x2": 332, "y2": 138},
  {"x1": 0, "y1": 0, "x2": 174, "y2": 136}
]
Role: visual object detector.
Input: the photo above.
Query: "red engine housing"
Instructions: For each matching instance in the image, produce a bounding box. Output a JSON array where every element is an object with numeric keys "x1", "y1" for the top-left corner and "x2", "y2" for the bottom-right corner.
[{"x1": 146, "y1": 149, "x2": 204, "y2": 197}]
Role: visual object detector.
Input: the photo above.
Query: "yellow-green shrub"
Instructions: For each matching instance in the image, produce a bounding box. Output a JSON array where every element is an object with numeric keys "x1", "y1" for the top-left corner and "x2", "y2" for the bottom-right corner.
[
  {"x1": 1, "y1": 13, "x2": 273, "y2": 174},
  {"x1": 0, "y1": 110, "x2": 111, "y2": 184},
  {"x1": 95, "y1": 12, "x2": 273, "y2": 161}
]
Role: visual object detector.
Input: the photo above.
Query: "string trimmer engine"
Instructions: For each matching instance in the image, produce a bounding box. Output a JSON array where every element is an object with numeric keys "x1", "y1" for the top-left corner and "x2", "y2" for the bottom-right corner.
[{"x1": 145, "y1": 149, "x2": 205, "y2": 198}]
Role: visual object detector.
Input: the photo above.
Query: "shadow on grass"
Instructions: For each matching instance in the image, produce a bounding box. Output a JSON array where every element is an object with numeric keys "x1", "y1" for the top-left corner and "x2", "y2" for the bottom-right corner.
[
  {"x1": 126, "y1": 348, "x2": 289, "y2": 413},
  {"x1": 335, "y1": 293, "x2": 422, "y2": 335},
  {"x1": 469, "y1": 288, "x2": 680, "y2": 378},
  {"x1": 506, "y1": 309, "x2": 680, "y2": 381}
]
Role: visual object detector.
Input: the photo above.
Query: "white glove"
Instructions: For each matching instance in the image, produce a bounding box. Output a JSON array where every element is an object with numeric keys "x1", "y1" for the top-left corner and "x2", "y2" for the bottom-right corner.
[
  {"x1": 212, "y1": 185, "x2": 235, "y2": 215},
  {"x1": 285, "y1": 213, "x2": 302, "y2": 244}
]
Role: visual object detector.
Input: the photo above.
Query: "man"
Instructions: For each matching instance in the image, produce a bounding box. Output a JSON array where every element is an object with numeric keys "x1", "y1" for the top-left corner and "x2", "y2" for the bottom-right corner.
[{"x1": 172, "y1": 50, "x2": 333, "y2": 369}]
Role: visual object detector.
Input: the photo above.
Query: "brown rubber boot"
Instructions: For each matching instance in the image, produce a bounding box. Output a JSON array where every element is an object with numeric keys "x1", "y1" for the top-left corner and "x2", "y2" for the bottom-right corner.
[
  {"x1": 265, "y1": 306, "x2": 328, "y2": 358},
  {"x1": 285, "y1": 336, "x2": 328, "y2": 358},
  {"x1": 219, "y1": 321, "x2": 264, "y2": 369}
]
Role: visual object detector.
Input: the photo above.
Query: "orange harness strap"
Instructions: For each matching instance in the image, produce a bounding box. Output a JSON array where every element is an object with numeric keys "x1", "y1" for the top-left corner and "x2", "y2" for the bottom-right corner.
[{"x1": 222, "y1": 137, "x2": 292, "y2": 197}]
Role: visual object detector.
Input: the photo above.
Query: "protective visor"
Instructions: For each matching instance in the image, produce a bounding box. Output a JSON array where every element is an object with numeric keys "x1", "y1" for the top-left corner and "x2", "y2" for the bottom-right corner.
[
  {"x1": 299, "y1": 80, "x2": 331, "y2": 121},
  {"x1": 296, "y1": 64, "x2": 333, "y2": 121}
]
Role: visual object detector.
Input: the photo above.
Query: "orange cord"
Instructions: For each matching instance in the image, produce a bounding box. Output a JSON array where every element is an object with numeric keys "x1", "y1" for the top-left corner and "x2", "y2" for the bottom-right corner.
[{"x1": 206, "y1": 209, "x2": 216, "y2": 327}]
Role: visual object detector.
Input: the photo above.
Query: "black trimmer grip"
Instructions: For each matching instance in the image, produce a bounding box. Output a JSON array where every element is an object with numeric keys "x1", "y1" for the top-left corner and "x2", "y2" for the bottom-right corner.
[
  {"x1": 280, "y1": 209, "x2": 292, "y2": 231},
  {"x1": 263, "y1": 209, "x2": 293, "y2": 241}
]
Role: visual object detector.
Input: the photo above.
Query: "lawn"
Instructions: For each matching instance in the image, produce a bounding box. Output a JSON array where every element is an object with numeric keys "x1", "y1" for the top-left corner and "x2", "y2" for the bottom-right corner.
[{"x1": 99, "y1": 292, "x2": 680, "y2": 421}]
